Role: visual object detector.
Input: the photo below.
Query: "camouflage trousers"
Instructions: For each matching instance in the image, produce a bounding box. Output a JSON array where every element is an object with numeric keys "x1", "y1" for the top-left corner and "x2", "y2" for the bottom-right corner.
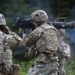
[
  {"x1": 0, "y1": 64, "x2": 20, "y2": 75},
  {"x1": 0, "y1": 65, "x2": 13, "y2": 75},
  {"x1": 28, "y1": 61, "x2": 58, "y2": 75},
  {"x1": 58, "y1": 58, "x2": 66, "y2": 75}
]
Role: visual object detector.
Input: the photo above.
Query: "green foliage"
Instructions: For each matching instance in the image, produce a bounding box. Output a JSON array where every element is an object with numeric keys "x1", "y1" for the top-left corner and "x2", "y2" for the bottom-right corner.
[
  {"x1": 48, "y1": 0, "x2": 75, "y2": 18},
  {"x1": 0, "y1": 0, "x2": 31, "y2": 31},
  {"x1": 65, "y1": 58, "x2": 75, "y2": 75}
]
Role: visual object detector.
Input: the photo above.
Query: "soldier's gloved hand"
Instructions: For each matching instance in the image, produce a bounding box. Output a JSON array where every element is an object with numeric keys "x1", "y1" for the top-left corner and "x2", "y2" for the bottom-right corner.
[{"x1": 23, "y1": 37, "x2": 28, "y2": 46}]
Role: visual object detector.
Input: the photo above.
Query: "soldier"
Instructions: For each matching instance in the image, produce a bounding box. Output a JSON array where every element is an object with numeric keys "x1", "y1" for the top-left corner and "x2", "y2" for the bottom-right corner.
[
  {"x1": 56, "y1": 17, "x2": 71, "y2": 75},
  {"x1": 57, "y1": 29, "x2": 71, "y2": 75},
  {"x1": 0, "y1": 13, "x2": 22, "y2": 75},
  {"x1": 23, "y1": 10, "x2": 59, "y2": 75}
]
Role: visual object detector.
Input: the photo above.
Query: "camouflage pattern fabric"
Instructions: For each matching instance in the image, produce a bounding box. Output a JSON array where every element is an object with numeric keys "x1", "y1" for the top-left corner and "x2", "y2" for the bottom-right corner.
[
  {"x1": 58, "y1": 58, "x2": 66, "y2": 75},
  {"x1": 0, "y1": 13, "x2": 21, "y2": 75},
  {"x1": 58, "y1": 41, "x2": 71, "y2": 58},
  {"x1": 28, "y1": 61, "x2": 58, "y2": 75},
  {"x1": 0, "y1": 30, "x2": 22, "y2": 75},
  {"x1": 57, "y1": 29, "x2": 70, "y2": 75},
  {"x1": 24, "y1": 24, "x2": 59, "y2": 75}
]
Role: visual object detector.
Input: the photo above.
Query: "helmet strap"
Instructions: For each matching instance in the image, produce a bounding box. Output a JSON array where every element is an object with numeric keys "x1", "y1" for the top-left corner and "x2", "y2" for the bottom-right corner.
[{"x1": 36, "y1": 21, "x2": 45, "y2": 26}]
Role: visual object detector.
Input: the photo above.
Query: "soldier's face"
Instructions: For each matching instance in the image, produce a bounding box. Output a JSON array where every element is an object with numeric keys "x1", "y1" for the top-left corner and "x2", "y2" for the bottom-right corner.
[
  {"x1": 33, "y1": 22, "x2": 38, "y2": 28},
  {"x1": 19, "y1": 27, "x2": 24, "y2": 34}
]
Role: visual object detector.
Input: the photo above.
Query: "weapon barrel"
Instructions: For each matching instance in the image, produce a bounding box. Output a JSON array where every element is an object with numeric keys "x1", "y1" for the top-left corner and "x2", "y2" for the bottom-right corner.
[{"x1": 50, "y1": 21, "x2": 75, "y2": 29}]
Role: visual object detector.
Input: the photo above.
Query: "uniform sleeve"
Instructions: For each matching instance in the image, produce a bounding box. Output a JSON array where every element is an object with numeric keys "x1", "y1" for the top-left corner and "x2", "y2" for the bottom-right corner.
[
  {"x1": 11, "y1": 32, "x2": 23, "y2": 46},
  {"x1": 24, "y1": 28, "x2": 41, "y2": 47},
  {"x1": 7, "y1": 32, "x2": 23, "y2": 48}
]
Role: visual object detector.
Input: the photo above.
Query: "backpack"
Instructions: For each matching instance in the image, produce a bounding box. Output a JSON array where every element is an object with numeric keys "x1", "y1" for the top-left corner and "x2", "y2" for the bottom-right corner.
[{"x1": 38, "y1": 25, "x2": 59, "y2": 53}]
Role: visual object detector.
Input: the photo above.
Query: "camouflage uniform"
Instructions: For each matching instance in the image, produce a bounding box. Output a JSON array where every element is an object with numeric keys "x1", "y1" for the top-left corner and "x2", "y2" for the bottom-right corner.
[
  {"x1": 24, "y1": 10, "x2": 59, "y2": 75},
  {"x1": 58, "y1": 29, "x2": 71, "y2": 75},
  {"x1": 0, "y1": 13, "x2": 22, "y2": 75}
]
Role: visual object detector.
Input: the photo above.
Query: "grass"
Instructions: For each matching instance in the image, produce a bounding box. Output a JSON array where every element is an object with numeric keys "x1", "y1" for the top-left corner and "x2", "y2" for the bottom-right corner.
[{"x1": 65, "y1": 58, "x2": 75, "y2": 75}]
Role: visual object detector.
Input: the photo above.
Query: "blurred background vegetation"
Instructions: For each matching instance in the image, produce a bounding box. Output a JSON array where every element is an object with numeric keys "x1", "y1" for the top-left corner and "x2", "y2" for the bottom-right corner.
[{"x1": 0, "y1": 0, "x2": 75, "y2": 75}]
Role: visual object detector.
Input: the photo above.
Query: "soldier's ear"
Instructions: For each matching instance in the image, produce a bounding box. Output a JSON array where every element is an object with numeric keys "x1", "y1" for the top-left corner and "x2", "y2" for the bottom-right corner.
[{"x1": 33, "y1": 22, "x2": 38, "y2": 28}]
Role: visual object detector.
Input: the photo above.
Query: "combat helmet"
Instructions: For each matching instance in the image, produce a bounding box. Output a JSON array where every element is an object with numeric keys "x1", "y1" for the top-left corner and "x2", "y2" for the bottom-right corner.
[
  {"x1": 0, "y1": 13, "x2": 6, "y2": 25},
  {"x1": 31, "y1": 10, "x2": 48, "y2": 22}
]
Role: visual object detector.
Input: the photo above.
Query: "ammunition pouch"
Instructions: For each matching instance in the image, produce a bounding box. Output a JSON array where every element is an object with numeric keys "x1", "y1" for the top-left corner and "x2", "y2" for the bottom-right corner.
[
  {"x1": 11, "y1": 64, "x2": 20, "y2": 75},
  {"x1": 28, "y1": 46, "x2": 38, "y2": 59},
  {"x1": 0, "y1": 63, "x2": 20, "y2": 75}
]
